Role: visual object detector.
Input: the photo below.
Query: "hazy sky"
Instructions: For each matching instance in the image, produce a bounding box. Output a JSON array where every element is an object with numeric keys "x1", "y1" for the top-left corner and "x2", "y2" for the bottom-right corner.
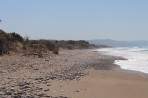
[{"x1": 0, "y1": 0, "x2": 148, "y2": 40}]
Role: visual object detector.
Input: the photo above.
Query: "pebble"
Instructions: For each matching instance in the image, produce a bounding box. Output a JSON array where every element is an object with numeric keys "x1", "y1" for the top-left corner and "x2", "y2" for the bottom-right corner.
[
  {"x1": 0, "y1": 49, "x2": 119, "y2": 98},
  {"x1": 44, "y1": 89, "x2": 50, "y2": 92}
]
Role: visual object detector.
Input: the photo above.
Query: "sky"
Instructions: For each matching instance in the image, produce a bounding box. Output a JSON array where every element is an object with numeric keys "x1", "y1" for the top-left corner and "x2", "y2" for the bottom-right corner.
[{"x1": 0, "y1": 0, "x2": 148, "y2": 40}]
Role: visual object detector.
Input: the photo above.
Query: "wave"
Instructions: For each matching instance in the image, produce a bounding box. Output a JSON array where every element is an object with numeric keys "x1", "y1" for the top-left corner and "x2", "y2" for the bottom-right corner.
[{"x1": 98, "y1": 47, "x2": 148, "y2": 74}]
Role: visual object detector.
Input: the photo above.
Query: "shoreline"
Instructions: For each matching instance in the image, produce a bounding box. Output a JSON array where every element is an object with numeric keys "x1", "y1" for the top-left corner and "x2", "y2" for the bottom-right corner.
[
  {"x1": 97, "y1": 47, "x2": 148, "y2": 77},
  {"x1": 0, "y1": 49, "x2": 148, "y2": 97},
  {"x1": 95, "y1": 48, "x2": 148, "y2": 77}
]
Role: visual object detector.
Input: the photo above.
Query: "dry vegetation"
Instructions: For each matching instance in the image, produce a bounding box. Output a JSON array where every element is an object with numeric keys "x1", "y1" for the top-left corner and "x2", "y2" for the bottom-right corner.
[
  {"x1": 0, "y1": 29, "x2": 97, "y2": 57},
  {"x1": 0, "y1": 29, "x2": 59, "y2": 56},
  {"x1": 58, "y1": 40, "x2": 97, "y2": 49}
]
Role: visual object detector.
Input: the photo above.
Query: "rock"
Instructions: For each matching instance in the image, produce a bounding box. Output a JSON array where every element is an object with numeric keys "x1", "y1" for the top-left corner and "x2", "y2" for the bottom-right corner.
[
  {"x1": 18, "y1": 81, "x2": 30, "y2": 87},
  {"x1": 35, "y1": 77, "x2": 44, "y2": 80},
  {"x1": 75, "y1": 90, "x2": 79, "y2": 92},
  {"x1": 34, "y1": 68, "x2": 39, "y2": 70},
  {"x1": 44, "y1": 89, "x2": 50, "y2": 92},
  {"x1": 5, "y1": 91, "x2": 12, "y2": 95},
  {"x1": 1, "y1": 97, "x2": 7, "y2": 98},
  {"x1": 11, "y1": 95, "x2": 21, "y2": 98},
  {"x1": 46, "y1": 84, "x2": 51, "y2": 86},
  {"x1": 10, "y1": 88, "x2": 15, "y2": 91},
  {"x1": 37, "y1": 93, "x2": 46, "y2": 97},
  {"x1": 60, "y1": 90, "x2": 64, "y2": 92},
  {"x1": 45, "y1": 59, "x2": 49, "y2": 61},
  {"x1": 17, "y1": 90, "x2": 25, "y2": 95},
  {"x1": 59, "y1": 96, "x2": 68, "y2": 98},
  {"x1": 35, "y1": 87, "x2": 43, "y2": 91},
  {"x1": 20, "y1": 85, "x2": 31, "y2": 90},
  {"x1": 24, "y1": 95, "x2": 34, "y2": 98},
  {"x1": 0, "y1": 91, "x2": 5, "y2": 95}
]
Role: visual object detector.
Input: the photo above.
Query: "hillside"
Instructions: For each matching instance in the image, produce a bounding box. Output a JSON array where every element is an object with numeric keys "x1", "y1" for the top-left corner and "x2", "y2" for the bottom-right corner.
[
  {"x1": 0, "y1": 29, "x2": 59, "y2": 56},
  {"x1": 88, "y1": 39, "x2": 148, "y2": 47},
  {"x1": 0, "y1": 29, "x2": 97, "y2": 56}
]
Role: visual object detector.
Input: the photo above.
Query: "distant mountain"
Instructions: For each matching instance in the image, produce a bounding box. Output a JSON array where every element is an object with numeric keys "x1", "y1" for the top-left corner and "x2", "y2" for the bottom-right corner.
[{"x1": 88, "y1": 39, "x2": 148, "y2": 47}]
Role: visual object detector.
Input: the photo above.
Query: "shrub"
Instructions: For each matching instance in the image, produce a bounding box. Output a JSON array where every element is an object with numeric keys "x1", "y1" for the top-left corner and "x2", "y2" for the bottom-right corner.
[
  {"x1": 9, "y1": 32, "x2": 24, "y2": 42},
  {"x1": 45, "y1": 41, "x2": 55, "y2": 51}
]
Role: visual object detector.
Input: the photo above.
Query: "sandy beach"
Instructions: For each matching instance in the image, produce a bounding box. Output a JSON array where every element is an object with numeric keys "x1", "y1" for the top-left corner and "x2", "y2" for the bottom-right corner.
[
  {"x1": 48, "y1": 69, "x2": 148, "y2": 98},
  {"x1": 0, "y1": 49, "x2": 148, "y2": 98}
]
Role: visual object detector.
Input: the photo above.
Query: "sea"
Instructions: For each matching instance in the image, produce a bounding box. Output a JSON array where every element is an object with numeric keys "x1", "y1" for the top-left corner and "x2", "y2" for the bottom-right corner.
[{"x1": 98, "y1": 46, "x2": 148, "y2": 74}]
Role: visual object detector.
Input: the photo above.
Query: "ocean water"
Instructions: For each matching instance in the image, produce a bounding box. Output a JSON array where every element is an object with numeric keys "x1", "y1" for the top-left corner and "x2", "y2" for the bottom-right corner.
[{"x1": 97, "y1": 47, "x2": 148, "y2": 74}]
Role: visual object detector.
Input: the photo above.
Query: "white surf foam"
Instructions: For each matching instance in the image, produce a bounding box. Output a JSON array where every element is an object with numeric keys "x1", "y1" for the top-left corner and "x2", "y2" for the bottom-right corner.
[{"x1": 97, "y1": 47, "x2": 148, "y2": 74}]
